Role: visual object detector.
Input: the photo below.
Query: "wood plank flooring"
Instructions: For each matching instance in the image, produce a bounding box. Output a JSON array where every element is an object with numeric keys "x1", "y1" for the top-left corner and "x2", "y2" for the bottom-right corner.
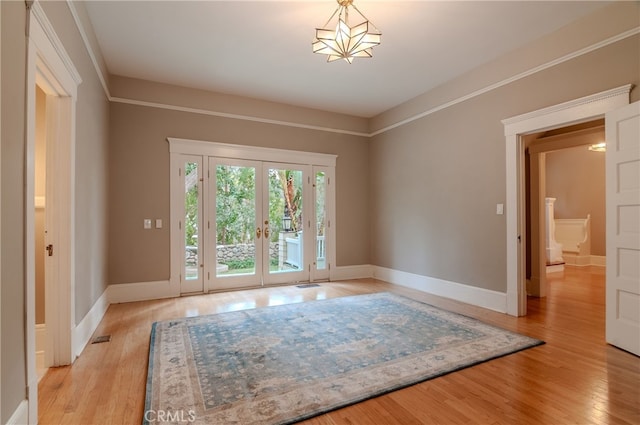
[{"x1": 38, "y1": 266, "x2": 640, "y2": 424}]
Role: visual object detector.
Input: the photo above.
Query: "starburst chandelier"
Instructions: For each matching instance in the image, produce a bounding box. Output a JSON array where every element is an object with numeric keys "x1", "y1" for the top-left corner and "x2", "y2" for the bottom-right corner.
[{"x1": 312, "y1": 0, "x2": 381, "y2": 64}]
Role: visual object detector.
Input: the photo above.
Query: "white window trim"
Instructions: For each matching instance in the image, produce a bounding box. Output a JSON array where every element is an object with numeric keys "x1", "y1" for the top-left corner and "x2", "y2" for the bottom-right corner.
[{"x1": 168, "y1": 138, "x2": 337, "y2": 295}]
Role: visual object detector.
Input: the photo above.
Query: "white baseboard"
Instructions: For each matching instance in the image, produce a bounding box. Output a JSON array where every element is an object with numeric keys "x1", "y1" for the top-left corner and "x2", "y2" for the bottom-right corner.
[
  {"x1": 107, "y1": 280, "x2": 177, "y2": 304},
  {"x1": 36, "y1": 349, "x2": 45, "y2": 372},
  {"x1": 372, "y1": 266, "x2": 507, "y2": 313},
  {"x1": 35, "y1": 323, "x2": 46, "y2": 353},
  {"x1": 563, "y1": 254, "x2": 590, "y2": 266},
  {"x1": 331, "y1": 264, "x2": 373, "y2": 281},
  {"x1": 35, "y1": 324, "x2": 46, "y2": 376},
  {"x1": 563, "y1": 254, "x2": 606, "y2": 267},
  {"x1": 546, "y1": 264, "x2": 565, "y2": 273},
  {"x1": 6, "y1": 400, "x2": 29, "y2": 425},
  {"x1": 73, "y1": 288, "x2": 109, "y2": 358}
]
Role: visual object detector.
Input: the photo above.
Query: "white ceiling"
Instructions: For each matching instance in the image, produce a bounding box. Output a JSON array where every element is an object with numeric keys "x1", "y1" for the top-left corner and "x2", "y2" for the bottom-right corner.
[{"x1": 84, "y1": 1, "x2": 610, "y2": 118}]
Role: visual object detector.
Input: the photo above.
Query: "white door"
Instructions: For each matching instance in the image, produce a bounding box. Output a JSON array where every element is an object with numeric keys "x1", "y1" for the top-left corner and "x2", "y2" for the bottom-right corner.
[
  {"x1": 605, "y1": 101, "x2": 640, "y2": 356},
  {"x1": 208, "y1": 158, "x2": 263, "y2": 291},
  {"x1": 207, "y1": 160, "x2": 315, "y2": 290},
  {"x1": 179, "y1": 155, "x2": 205, "y2": 293},
  {"x1": 311, "y1": 166, "x2": 333, "y2": 282},
  {"x1": 262, "y1": 162, "x2": 311, "y2": 286}
]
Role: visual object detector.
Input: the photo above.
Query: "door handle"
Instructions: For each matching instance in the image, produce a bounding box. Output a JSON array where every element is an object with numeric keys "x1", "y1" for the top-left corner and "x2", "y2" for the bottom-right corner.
[
  {"x1": 256, "y1": 227, "x2": 262, "y2": 239},
  {"x1": 46, "y1": 244, "x2": 53, "y2": 257},
  {"x1": 264, "y1": 220, "x2": 270, "y2": 238}
]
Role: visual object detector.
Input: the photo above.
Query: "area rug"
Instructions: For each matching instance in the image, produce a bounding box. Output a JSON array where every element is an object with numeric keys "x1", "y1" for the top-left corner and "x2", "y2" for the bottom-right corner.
[{"x1": 144, "y1": 292, "x2": 543, "y2": 424}]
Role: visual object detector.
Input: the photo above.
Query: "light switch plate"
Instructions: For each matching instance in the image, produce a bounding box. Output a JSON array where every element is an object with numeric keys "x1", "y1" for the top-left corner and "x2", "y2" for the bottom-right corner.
[
  {"x1": 155, "y1": 219, "x2": 163, "y2": 229},
  {"x1": 496, "y1": 204, "x2": 504, "y2": 215},
  {"x1": 144, "y1": 219, "x2": 152, "y2": 229}
]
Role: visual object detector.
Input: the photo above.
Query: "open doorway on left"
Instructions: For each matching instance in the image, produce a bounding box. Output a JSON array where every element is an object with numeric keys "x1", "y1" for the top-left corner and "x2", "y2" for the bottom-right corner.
[{"x1": 34, "y1": 84, "x2": 48, "y2": 381}]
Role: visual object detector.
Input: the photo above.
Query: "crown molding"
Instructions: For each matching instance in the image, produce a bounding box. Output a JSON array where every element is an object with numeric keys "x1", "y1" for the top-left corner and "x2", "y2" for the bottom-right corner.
[
  {"x1": 31, "y1": 1, "x2": 82, "y2": 86},
  {"x1": 64, "y1": 1, "x2": 638, "y2": 138},
  {"x1": 65, "y1": 0, "x2": 109, "y2": 99},
  {"x1": 112, "y1": 96, "x2": 370, "y2": 137},
  {"x1": 370, "y1": 27, "x2": 640, "y2": 137},
  {"x1": 502, "y1": 84, "x2": 632, "y2": 136}
]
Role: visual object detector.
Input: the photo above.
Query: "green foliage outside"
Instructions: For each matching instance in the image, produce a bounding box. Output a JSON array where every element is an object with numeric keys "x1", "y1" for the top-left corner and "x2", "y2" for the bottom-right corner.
[
  {"x1": 184, "y1": 164, "x2": 310, "y2": 272},
  {"x1": 185, "y1": 162, "x2": 199, "y2": 247}
]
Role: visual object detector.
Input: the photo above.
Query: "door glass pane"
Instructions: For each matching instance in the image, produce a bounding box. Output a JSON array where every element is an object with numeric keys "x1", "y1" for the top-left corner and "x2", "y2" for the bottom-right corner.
[
  {"x1": 216, "y1": 165, "x2": 257, "y2": 277},
  {"x1": 184, "y1": 161, "x2": 199, "y2": 280},
  {"x1": 315, "y1": 171, "x2": 327, "y2": 270},
  {"x1": 269, "y1": 168, "x2": 303, "y2": 273}
]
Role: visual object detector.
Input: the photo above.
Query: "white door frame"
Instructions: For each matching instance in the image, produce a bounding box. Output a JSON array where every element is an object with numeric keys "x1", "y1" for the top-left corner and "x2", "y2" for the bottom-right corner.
[
  {"x1": 502, "y1": 84, "x2": 631, "y2": 316},
  {"x1": 25, "y1": 3, "x2": 81, "y2": 423}
]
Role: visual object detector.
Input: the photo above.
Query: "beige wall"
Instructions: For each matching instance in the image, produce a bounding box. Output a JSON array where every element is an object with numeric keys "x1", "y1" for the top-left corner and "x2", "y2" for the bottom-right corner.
[
  {"x1": 1, "y1": 1, "x2": 27, "y2": 421},
  {"x1": 370, "y1": 31, "x2": 639, "y2": 293},
  {"x1": 546, "y1": 143, "x2": 606, "y2": 256},
  {"x1": 108, "y1": 95, "x2": 370, "y2": 284}
]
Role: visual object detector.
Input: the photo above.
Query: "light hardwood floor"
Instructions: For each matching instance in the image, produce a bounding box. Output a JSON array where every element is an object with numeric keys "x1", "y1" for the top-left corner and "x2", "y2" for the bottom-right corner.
[{"x1": 38, "y1": 266, "x2": 639, "y2": 424}]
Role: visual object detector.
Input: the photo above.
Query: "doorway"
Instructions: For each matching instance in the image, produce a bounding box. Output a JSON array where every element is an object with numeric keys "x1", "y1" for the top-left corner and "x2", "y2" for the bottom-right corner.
[
  {"x1": 524, "y1": 120, "x2": 606, "y2": 300},
  {"x1": 26, "y1": 4, "x2": 81, "y2": 422},
  {"x1": 34, "y1": 85, "x2": 48, "y2": 381},
  {"x1": 169, "y1": 139, "x2": 336, "y2": 295},
  {"x1": 502, "y1": 84, "x2": 631, "y2": 316}
]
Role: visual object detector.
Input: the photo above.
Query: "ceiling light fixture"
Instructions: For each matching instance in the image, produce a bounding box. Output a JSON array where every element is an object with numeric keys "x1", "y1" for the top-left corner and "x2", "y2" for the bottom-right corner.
[
  {"x1": 312, "y1": 0, "x2": 381, "y2": 64},
  {"x1": 588, "y1": 142, "x2": 606, "y2": 152}
]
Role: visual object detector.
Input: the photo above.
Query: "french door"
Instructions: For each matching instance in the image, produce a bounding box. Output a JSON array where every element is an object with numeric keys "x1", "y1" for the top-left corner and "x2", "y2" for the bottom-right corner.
[
  {"x1": 171, "y1": 139, "x2": 336, "y2": 294},
  {"x1": 209, "y1": 159, "x2": 311, "y2": 290}
]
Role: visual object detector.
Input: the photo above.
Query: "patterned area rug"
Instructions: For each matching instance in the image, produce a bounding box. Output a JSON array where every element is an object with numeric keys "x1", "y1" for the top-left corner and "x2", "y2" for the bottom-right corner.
[{"x1": 144, "y1": 292, "x2": 543, "y2": 424}]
